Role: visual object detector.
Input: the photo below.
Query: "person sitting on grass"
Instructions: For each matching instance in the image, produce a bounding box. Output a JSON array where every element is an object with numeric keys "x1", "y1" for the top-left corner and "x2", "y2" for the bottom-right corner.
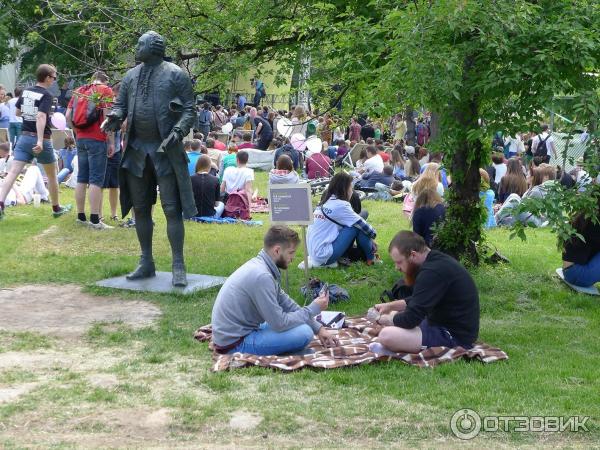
[
  {"x1": 479, "y1": 169, "x2": 497, "y2": 229},
  {"x1": 269, "y1": 154, "x2": 299, "y2": 185},
  {"x1": 372, "y1": 231, "x2": 480, "y2": 352},
  {"x1": 0, "y1": 164, "x2": 49, "y2": 207},
  {"x1": 211, "y1": 225, "x2": 338, "y2": 355},
  {"x1": 221, "y1": 150, "x2": 254, "y2": 204},
  {"x1": 191, "y1": 155, "x2": 224, "y2": 218},
  {"x1": 307, "y1": 172, "x2": 379, "y2": 267},
  {"x1": 305, "y1": 144, "x2": 332, "y2": 180},
  {"x1": 237, "y1": 132, "x2": 255, "y2": 150},
  {"x1": 562, "y1": 196, "x2": 600, "y2": 288},
  {"x1": 219, "y1": 144, "x2": 238, "y2": 181},
  {"x1": 412, "y1": 188, "x2": 446, "y2": 246}
]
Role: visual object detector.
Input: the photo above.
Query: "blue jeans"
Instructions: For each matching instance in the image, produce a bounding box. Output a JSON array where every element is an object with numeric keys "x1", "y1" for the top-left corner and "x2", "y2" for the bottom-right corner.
[
  {"x1": 8, "y1": 122, "x2": 22, "y2": 147},
  {"x1": 76, "y1": 138, "x2": 107, "y2": 187},
  {"x1": 563, "y1": 253, "x2": 600, "y2": 287},
  {"x1": 326, "y1": 226, "x2": 374, "y2": 265},
  {"x1": 57, "y1": 168, "x2": 72, "y2": 183},
  {"x1": 232, "y1": 323, "x2": 314, "y2": 355},
  {"x1": 13, "y1": 134, "x2": 56, "y2": 164}
]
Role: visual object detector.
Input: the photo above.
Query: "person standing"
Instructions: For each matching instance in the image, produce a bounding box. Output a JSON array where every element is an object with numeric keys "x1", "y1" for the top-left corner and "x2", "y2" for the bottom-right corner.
[
  {"x1": 66, "y1": 71, "x2": 115, "y2": 229},
  {"x1": 348, "y1": 117, "x2": 362, "y2": 142},
  {"x1": 0, "y1": 64, "x2": 71, "y2": 220},
  {"x1": 7, "y1": 87, "x2": 23, "y2": 147},
  {"x1": 249, "y1": 107, "x2": 273, "y2": 150},
  {"x1": 531, "y1": 124, "x2": 557, "y2": 164}
]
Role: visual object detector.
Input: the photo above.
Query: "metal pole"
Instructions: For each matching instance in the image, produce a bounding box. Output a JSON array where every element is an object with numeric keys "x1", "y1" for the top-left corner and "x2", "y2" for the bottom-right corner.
[{"x1": 301, "y1": 225, "x2": 310, "y2": 305}]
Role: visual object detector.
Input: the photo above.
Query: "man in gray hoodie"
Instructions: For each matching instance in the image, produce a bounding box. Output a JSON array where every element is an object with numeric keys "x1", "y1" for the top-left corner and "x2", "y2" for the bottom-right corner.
[{"x1": 211, "y1": 225, "x2": 337, "y2": 355}]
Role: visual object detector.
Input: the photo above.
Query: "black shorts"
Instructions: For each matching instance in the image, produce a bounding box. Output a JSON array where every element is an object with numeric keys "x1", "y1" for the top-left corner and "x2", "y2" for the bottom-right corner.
[
  {"x1": 419, "y1": 319, "x2": 472, "y2": 349},
  {"x1": 103, "y1": 152, "x2": 121, "y2": 188}
]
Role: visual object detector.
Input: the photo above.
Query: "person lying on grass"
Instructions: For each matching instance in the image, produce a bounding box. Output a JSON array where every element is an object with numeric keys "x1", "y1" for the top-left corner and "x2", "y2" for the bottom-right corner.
[
  {"x1": 372, "y1": 231, "x2": 480, "y2": 352},
  {"x1": 211, "y1": 225, "x2": 338, "y2": 356}
]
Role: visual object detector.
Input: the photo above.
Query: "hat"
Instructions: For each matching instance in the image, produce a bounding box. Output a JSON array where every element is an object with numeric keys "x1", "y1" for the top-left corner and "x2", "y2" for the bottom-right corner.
[{"x1": 405, "y1": 145, "x2": 415, "y2": 155}]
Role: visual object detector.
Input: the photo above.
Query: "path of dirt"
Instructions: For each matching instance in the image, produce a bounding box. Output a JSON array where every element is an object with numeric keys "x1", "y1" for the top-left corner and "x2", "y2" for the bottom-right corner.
[{"x1": 0, "y1": 284, "x2": 161, "y2": 338}]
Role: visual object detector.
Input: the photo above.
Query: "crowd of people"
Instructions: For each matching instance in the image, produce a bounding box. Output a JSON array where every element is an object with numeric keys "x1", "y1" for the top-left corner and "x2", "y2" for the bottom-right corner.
[{"x1": 0, "y1": 61, "x2": 598, "y2": 355}]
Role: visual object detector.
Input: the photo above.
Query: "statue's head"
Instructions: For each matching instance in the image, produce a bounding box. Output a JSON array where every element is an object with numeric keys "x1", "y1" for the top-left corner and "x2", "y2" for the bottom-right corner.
[{"x1": 136, "y1": 31, "x2": 165, "y2": 64}]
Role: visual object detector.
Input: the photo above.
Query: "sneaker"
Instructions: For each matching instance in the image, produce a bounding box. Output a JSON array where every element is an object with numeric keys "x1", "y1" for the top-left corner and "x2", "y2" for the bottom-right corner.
[
  {"x1": 121, "y1": 217, "x2": 136, "y2": 228},
  {"x1": 75, "y1": 218, "x2": 89, "y2": 226},
  {"x1": 366, "y1": 253, "x2": 383, "y2": 266},
  {"x1": 110, "y1": 215, "x2": 120, "y2": 222},
  {"x1": 0, "y1": 207, "x2": 4, "y2": 221},
  {"x1": 52, "y1": 204, "x2": 72, "y2": 218},
  {"x1": 89, "y1": 221, "x2": 114, "y2": 230}
]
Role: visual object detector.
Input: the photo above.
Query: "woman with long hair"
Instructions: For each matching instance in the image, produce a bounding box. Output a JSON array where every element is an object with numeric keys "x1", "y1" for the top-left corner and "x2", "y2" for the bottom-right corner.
[
  {"x1": 498, "y1": 158, "x2": 527, "y2": 203},
  {"x1": 403, "y1": 147, "x2": 421, "y2": 180},
  {"x1": 479, "y1": 169, "x2": 497, "y2": 228},
  {"x1": 411, "y1": 188, "x2": 446, "y2": 246},
  {"x1": 390, "y1": 148, "x2": 405, "y2": 179},
  {"x1": 307, "y1": 172, "x2": 378, "y2": 267}
]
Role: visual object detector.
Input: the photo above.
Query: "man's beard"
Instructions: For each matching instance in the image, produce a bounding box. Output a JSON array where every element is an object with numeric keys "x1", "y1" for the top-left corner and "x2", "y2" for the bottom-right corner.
[
  {"x1": 403, "y1": 261, "x2": 421, "y2": 287},
  {"x1": 275, "y1": 255, "x2": 289, "y2": 270}
]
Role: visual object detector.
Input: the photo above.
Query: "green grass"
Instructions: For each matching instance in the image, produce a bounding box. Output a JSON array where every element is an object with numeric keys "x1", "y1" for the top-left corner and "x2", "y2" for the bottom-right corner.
[{"x1": 0, "y1": 171, "x2": 598, "y2": 447}]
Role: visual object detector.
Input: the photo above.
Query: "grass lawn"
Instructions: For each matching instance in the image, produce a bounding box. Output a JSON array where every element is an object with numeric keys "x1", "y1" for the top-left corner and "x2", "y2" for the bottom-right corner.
[{"x1": 0, "y1": 171, "x2": 598, "y2": 448}]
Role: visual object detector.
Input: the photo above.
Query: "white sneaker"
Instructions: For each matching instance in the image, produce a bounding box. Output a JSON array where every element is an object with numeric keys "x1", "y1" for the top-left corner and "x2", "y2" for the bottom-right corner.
[
  {"x1": 89, "y1": 221, "x2": 114, "y2": 230},
  {"x1": 75, "y1": 218, "x2": 89, "y2": 226},
  {"x1": 297, "y1": 258, "x2": 338, "y2": 270}
]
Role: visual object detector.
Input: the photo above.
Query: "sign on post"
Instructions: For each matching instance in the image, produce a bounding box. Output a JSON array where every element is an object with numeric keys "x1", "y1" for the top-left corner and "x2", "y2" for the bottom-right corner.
[{"x1": 268, "y1": 183, "x2": 313, "y2": 226}]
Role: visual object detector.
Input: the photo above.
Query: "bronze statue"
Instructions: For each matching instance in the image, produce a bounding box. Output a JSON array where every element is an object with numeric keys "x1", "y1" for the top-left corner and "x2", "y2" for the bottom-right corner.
[{"x1": 102, "y1": 31, "x2": 197, "y2": 287}]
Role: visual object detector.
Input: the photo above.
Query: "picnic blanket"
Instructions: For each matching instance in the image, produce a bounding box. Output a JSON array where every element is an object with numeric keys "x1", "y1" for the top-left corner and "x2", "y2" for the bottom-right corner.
[
  {"x1": 189, "y1": 216, "x2": 263, "y2": 226},
  {"x1": 250, "y1": 197, "x2": 270, "y2": 214},
  {"x1": 194, "y1": 315, "x2": 508, "y2": 372}
]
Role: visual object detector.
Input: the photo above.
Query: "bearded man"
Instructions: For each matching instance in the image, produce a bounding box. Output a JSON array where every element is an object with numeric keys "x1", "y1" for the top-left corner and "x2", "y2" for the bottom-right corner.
[
  {"x1": 102, "y1": 31, "x2": 197, "y2": 286},
  {"x1": 372, "y1": 231, "x2": 480, "y2": 352},
  {"x1": 210, "y1": 225, "x2": 338, "y2": 356}
]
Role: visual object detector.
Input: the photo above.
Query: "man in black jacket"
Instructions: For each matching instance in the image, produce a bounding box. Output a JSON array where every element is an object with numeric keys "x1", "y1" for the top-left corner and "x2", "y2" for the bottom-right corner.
[{"x1": 373, "y1": 231, "x2": 479, "y2": 352}]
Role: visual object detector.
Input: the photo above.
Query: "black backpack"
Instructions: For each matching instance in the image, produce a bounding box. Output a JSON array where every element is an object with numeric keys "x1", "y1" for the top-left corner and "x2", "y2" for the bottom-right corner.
[{"x1": 534, "y1": 134, "x2": 550, "y2": 157}]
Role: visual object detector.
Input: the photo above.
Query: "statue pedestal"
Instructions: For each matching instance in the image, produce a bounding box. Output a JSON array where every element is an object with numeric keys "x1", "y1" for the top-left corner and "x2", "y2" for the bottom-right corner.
[{"x1": 96, "y1": 272, "x2": 227, "y2": 295}]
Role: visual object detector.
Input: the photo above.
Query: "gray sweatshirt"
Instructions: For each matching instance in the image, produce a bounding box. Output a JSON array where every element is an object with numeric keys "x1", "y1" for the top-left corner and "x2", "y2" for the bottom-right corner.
[{"x1": 211, "y1": 249, "x2": 322, "y2": 346}]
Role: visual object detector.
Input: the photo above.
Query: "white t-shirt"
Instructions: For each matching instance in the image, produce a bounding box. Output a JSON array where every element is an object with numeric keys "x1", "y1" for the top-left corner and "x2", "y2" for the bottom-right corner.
[
  {"x1": 531, "y1": 132, "x2": 555, "y2": 156},
  {"x1": 7, "y1": 98, "x2": 22, "y2": 123},
  {"x1": 362, "y1": 154, "x2": 384, "y2": 174},
  {"x1": 492, "y1": 163, "x2": 507, "y2": 184},
  {"x1": 222, "y1": 166, "x2": 254, "y2": 193},
  {"x1": 307, "y1": 196, "x2": 361, "y2": 265}
]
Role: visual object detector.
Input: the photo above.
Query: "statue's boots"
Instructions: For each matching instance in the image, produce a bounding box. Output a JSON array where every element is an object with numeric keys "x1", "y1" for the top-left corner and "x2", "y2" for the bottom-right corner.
[
  {"x1": 172, "y1": 262, "x2": 188, "y2": 287},
  {"x1": 126, "y1": 259, "x2": 156, "y2": 281}
]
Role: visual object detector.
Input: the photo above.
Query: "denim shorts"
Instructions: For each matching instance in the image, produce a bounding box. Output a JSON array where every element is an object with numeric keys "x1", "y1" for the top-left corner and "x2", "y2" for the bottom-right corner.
[
  {"x1": 77, "y1": 138, "x2": 108, "y2": 186},
  {"x1": 419, "y1": 319, "x2": 471, "y2": 349},
  {"x1": 13, "y1": 134, "x2": 56, "y2": 165}
]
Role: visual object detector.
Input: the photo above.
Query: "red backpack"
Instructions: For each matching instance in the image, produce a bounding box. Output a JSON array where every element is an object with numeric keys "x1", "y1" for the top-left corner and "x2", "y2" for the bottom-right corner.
[
  {"x1": 70, "y1": 85, "x2": 103, "y2": 129},
  {"x1": 223, "y1": 190, "x2": 251, "y2": 220}
]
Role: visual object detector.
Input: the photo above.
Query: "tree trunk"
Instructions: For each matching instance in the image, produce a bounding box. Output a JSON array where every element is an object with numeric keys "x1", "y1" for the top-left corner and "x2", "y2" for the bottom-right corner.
[
  {"x1": 435, "y1": 55, "x2": 484, "y2": 264},
  {"x1": 429, "y1": 111, "x2": 441, "y2": 143},
  {"x1": 405, "y1": 106, "x2": 415, "y2": 146}
]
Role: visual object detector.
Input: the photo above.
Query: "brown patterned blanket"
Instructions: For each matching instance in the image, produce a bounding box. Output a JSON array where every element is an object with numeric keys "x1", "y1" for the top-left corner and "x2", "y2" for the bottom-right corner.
[{"x1": 194, "y1": 315, "x2": 508, "y2": 372}]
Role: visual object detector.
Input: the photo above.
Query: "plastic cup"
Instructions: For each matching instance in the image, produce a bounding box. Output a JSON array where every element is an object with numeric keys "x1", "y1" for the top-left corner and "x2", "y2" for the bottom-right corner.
[{"x1": 32, "y1": 193, "x2": 41, "y2": 207}]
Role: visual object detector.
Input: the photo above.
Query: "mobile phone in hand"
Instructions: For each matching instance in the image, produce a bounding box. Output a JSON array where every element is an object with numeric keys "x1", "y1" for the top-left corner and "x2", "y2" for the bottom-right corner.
[{"x1": 319, "y1": 283, "x2": 329, "y2": 297}]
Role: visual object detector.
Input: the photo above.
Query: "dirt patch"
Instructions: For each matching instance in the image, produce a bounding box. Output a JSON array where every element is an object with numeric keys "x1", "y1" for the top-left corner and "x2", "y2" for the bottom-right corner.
[
  {"x1": 0, "y1": 285, "x2": 161, "y2": 338},
  {"x1": 229, "y1": 410, "x2": 263, "y2": 431},
  {"x1": 0, "y1": 382, "x2": 39, "y2": 403}
]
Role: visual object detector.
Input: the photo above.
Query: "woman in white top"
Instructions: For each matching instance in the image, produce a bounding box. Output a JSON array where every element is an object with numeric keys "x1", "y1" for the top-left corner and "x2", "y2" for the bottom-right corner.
[{"x1": 307, "y1": 172, "x2": 378, "y2": 266}]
